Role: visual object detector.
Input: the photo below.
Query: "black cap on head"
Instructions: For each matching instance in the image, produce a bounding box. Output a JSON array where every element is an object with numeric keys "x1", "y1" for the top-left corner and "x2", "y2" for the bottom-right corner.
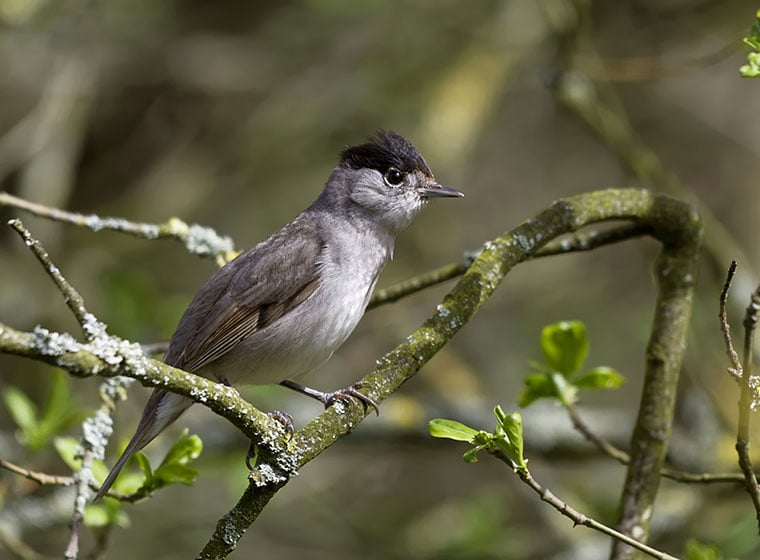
[{"x1": 340, "y1": 131, "x2": 433, "y2": 177}]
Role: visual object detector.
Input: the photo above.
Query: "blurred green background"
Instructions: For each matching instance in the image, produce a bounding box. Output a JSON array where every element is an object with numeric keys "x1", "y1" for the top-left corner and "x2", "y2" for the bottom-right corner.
[{"x1": 1, "y1": 0, "x2": 760, "y2": 558}]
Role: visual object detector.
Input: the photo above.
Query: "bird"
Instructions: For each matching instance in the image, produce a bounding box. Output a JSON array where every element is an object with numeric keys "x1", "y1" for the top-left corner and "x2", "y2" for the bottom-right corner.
[{"x1": 95, "y1": 130, "x2": 462, "y2": 500}]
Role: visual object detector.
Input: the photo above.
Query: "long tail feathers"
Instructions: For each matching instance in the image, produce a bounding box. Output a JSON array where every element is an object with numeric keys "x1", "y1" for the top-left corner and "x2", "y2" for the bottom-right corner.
[{"x1": 94, "y1": 389, "x2": 192, "y2": 501}]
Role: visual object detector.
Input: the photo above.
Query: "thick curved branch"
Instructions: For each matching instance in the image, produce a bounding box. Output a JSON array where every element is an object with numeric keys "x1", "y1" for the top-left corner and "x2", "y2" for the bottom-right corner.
[
  {"x1": 0, "y1": 323, "x2": 289, "y2": 455},
  {"x1": 197, "y1": 188, "x2": 701, "y2": 558},
  {"x1": 0, "y1": 189, "x2": 699, "y2": 559}
]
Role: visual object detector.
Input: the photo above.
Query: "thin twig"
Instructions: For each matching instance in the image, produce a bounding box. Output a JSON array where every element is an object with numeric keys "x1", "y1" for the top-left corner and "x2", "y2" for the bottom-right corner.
[
  {"x1": 720, "y1": 261, "x2": 742, "y2": 376},
  {"x1": 369, "y1": 261, "x2": 468, "y2": 308},
  {"x1": 565, "y1": 404, "x2": 750, "y2": 484},
  {"x1": 492, "y1": 454, "x2": 680, "y2": 560},
  {"x1": 6, "y1": 221, "x2": 141, "y2": 558},
  {"x1": 0, "y1": 527, "x2": 51, "y2": 560},
  {"x1": 0, "y1": 458, "x2": 140, "y2": 503},
  {"x1": 738, "y1": 278, "x2": 760, "y2": 532},
  {"x1": 1, "y1": 192, "x2": 236, "y2": 264},
  {"x1": 0, "y1": 458, "x2": 77, "y2": 487},
  {"x1": 369, "y1": 223, "x2": 651, "y2": 308},
  {"x1": 8, "y1": 219, "x2": 93, "y2": 337}
]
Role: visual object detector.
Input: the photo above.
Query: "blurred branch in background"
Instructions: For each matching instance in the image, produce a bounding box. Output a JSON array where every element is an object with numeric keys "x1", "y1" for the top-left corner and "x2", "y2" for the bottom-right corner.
[
  {"x1": 1, "y1": 192, "x2": 236, "y2": 264},
  {"x1": 0, "y1": 58, "x2": 95, "y2": 248},
  {"x1": 719, "y1": 262, "x2": 760, "y2": 533},
  {"x1": 548, "y1": 0, "x2": 758, "y2": 298}
]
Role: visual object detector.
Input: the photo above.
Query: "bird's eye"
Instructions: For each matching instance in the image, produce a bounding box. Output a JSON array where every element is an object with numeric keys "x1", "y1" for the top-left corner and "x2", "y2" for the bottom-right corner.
[{"x1": 384, "y1": 168, "x2": 404, "y2": 186}]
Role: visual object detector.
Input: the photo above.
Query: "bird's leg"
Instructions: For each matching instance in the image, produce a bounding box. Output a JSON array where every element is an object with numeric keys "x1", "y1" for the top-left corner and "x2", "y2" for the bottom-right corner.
[
  {"x1": 279, "y1": 380, "x2": 379, "y2": 415},
  {"x1": 217, "y1": 377, "x2": 294, "y2": 469},
  {"x1": 245, "y1": 410, "x2": 294, "y2": 470}
]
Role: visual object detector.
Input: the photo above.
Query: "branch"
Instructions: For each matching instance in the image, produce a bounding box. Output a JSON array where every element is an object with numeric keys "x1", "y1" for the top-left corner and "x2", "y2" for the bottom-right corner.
[
  {"x1": 720, "y1": 262, "x2": 742, "y2": 378},
  {"x1": 566, "y1": 403, "x2": 750, "y2": 484},
  {"x1": 738, "y1": 275, "x2": 760, "y2": 530},
  {"x1": 0, "y1": 458, "x2": 139, "y2": 503},
  {"x1": 0, "y1": 189, "x2": 700, "y2": 559},
  {"x1": 501, "y1": 458, "x2": 680, "y2": 560},
  {"x1": 197, "y1": 188, "x2": 701, "y2": 558},
  {"x1": 0, "y1": 322, "x2": 286, "y2": 449},
  {"x1": 368, "y1": 223, "x2": 651, "y2": 309},
  {"x1": 0, "y1": 458, "x2": 77, "y2": 487},
  {"x1": 9, "y1": 219, "x2": 94, "y2": 338},
  {"x1": 718, "y1": 262, "x2": 760, "y2": 529},
  {"x1": 1, "y1": 192, "x2": 236, "y2": 264}
]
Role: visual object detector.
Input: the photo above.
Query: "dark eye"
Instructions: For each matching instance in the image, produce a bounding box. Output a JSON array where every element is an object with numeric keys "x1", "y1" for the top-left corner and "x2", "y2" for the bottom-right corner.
[{"x1": 384, "y1": 168, "x2": 404, "y2": 186}]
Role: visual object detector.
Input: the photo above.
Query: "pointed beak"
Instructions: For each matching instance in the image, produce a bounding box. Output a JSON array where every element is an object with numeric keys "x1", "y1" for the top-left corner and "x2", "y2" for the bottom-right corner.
[{"x1": 417, "y1": 183, "x2": 464, "y2": 199}]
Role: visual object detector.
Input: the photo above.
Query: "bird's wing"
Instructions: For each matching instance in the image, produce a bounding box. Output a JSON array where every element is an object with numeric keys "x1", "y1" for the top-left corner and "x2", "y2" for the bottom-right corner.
[{"x1": 165, "y1": 215, "x2": 324, "y2": 373}]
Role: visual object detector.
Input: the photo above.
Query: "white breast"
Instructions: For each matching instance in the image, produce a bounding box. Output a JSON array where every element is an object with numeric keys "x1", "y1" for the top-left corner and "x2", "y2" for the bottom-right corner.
[{"x1": 205, "y1": 226, "x2": 393, "y2": 386}]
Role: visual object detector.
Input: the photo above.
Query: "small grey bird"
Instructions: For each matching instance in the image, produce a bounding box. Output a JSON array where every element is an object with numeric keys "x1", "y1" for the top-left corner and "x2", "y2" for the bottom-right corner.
[{"x1": 95, "y1": 131, "x2": 462, "y2": 499}]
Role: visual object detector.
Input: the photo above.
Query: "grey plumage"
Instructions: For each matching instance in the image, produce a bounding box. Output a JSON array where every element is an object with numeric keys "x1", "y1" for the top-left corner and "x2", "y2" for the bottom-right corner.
[{"x1": 95, "y1": 131, "x2": 462, "y2": 500}]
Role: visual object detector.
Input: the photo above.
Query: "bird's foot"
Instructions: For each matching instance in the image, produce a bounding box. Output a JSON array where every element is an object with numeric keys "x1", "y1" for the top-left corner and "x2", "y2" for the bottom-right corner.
[
  {"x1": 245, "y1": 410, "x2": 294, "y2": 471},
  {"x1": 279, "y1": 380, "x2": 379, "y2": 415}
]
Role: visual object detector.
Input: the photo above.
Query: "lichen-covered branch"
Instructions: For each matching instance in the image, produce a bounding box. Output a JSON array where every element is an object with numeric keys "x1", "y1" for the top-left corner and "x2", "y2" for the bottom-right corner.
[
  {"x1": 197, "y1": 188, "x2": 701, "y2": 558},
  {"x1": 0, "y1": 189, "x2": 700, "y2": 559},
  {"x1": 0, "y1": 323, "x2": 288, "y2": 453},
  {"x1": 1, "y1": 191, "x2": 236, "y2": 264}
]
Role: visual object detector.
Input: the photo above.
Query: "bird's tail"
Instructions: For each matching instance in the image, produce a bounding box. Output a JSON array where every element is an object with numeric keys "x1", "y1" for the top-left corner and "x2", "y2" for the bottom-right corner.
[{"x1": 94, "y1": 389, "x2": 192, "y2": 501}]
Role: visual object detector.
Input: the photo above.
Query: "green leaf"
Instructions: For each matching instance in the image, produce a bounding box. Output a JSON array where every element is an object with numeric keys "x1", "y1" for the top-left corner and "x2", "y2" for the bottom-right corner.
[
  {"x1": 83, "y1": 503, "x2": 130, "y2": 529},
  {"x1": 462, "y1": 444, "x2": 487, "y2": 463},
  {"x1": 42, "y1": 372, "x2": 73, "y2": 427},
  {"x1": 153, "y1": 463, "x2": 199, "y2": 486},
  {"x1": 540, "y1": 321, "x2": 588, "y2": 376},
  {"x1": 550, "y1": 372, "x2": 578, "y2": 406},
  {"x1": 54, "y1": 436, "x2": 82, "y2": 471},
  {"x1": 133, "y1": 452, "x2": 153, "y2": 480},
  {"x1": 83, "y1": 504, "x2": 112, "y2": 528},
  {"x1": 158, "y1": 429, "x2": 202, "y2": 468},
  {"x1": 743, "y1": 10, "x2": 760, "y2": 51},
  {"x1": 502, "y1": 412, "x2": 526, "y2": 468},
  {"x1": 740, "y1": 52, "x2": 760, "y2": 77},
  {"x1": 428, "y1": 419, "x2": 479, "y2": 443},
  {"x1": 574, "y1": 367, "x2": 626, "y2": 390},
  {"x1": 111, "y1": 471, "x2": 144, "y2": 495},
  {"x1": 518, "y1": 373, "x2": 558, "y2": 407},
  {"x1": 493, "y1": 405, "x2": 508, "y2": 425},
  {"x1": 684, "y1": 539, "x2": 724, "y2": 560},
  {"x1": 3, "y1": 387, "x2": 38, "y2": 439}
]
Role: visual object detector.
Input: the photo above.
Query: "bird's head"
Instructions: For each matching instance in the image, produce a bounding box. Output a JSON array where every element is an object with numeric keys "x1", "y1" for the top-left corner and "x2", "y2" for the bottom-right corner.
[{"x1": 338, "y1": 131, "x2": 462, "y2": 233}]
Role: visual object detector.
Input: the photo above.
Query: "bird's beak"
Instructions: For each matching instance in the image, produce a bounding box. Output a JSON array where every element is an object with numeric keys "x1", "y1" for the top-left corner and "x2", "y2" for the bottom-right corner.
[{"x1": 417, "y1": 183, "x2": 464, "y2": 198}]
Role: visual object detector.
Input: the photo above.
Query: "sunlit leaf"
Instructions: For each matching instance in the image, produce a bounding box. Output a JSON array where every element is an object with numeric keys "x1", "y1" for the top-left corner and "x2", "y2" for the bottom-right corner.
[
  {"x1": 3, "y1": 387, "x2": 38, "y2": 440},
  {"x1": 462, "y1": 444, "x2": 487, "y2": 463},
  {"x1": 684, "y1": 538, "x2": 724, "y2": 560},
  {"x1": 133, "y1": 452, "x2": 153, "y2": 480},
  {"x1": 540, "y1": 321, "x2": 588, "y2": 376},
  {"x1": 54, "y1": 436, "x2": 82, "y2": 471},
  {"x1": 428, "y1": 419, "x2": 479, "y2": 443},
  {"x1": 518, "y1": 373, "x2": 558, "y2": 407},
  {"x1": 574, "y1": 367, "x2": 626, "y2": 390},
  {"x1": 83, "y1": 503, "x2": 130, "y2": 529},
  {"x1": 743, "y1": 10, "x2": 760, "y2": 51},
  {"x1": 158, "y1": 429, "x2": 202, "y2": 468},
  {"x1": 501, "y1": 411, "x2": 526, "y2": 469},
  {"x1": 83, "y1": 504, "x2": 111, "y2": 528},
  {"x1": 549, "y1": 372, "x2": 578, "y2": 406},
  {"x1": 153, "y1": 463, "x2": 199, "y2": 486},
  {"x1": 740, "y1": 52, "x2": 760, "y2": 77}
]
